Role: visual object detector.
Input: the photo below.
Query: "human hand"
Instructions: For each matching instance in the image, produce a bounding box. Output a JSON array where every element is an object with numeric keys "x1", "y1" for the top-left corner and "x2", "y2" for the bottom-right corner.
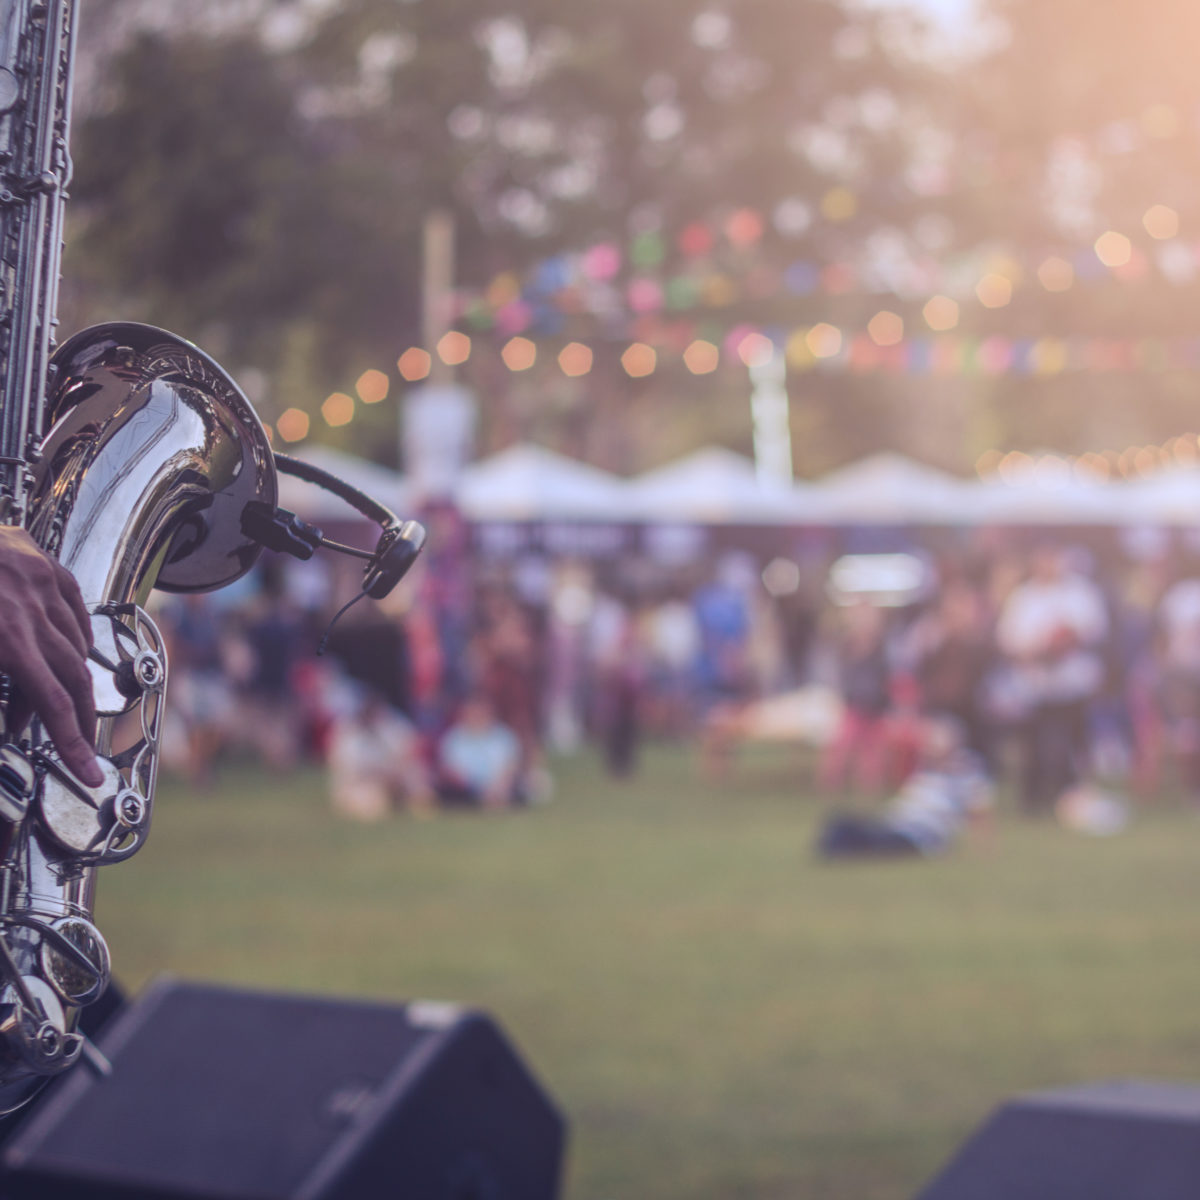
[{"x1": 0, "y1": 527, "x2": 102, "y2": 786}]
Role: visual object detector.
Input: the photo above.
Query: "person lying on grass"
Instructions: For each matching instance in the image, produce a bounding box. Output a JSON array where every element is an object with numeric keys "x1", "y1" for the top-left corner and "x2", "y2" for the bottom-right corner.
[{"x1": 815, "y1": 716, "x2": 995, "y2": 859}]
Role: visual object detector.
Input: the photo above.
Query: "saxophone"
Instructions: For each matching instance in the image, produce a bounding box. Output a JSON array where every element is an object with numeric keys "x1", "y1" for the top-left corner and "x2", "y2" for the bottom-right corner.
[{"x1": 0, "y1": 0, "x2": 426, "y2": 1112}]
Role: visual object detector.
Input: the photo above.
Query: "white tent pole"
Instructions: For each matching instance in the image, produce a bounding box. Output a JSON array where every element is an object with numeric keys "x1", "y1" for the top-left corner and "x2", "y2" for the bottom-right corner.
[{"x1": 750, "y1": 347, "x2": 793, "y2": 486}]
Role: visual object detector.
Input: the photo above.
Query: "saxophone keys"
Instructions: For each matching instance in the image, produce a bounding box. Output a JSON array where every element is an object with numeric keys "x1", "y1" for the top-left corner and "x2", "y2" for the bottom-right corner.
[
  {"x1": 132, "y1": 648, "x2": 164, "y2": 694},
  {"x1": 39, "y1": 916, "x2": 110, "y2": 1006},
  {"x1": 0, "y1": 976, "x2": 80, "y2": 1075},
  {"x1": 86, "y1": 611, "x2": 141, "y2": 716},
  {"x1": 0, "y1": 745, "x2": 34, "y2": 824},
  {"x1": 35, "y1": 754, "x2": 146, "y2": 862}
]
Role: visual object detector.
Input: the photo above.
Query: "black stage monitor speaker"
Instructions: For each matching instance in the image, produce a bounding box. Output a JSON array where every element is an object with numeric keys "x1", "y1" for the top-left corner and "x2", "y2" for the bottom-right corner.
[
  {"x1": 0, "y1": 977, "x2": 566, "y2": 1200},
  {"x1": 916, "y1": 1079, "x2": 1200, "y2": 1200}
]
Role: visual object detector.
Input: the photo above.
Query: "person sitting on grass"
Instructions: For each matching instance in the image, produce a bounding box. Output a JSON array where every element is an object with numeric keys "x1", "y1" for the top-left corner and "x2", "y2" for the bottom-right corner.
[
  {"x1": 436, "y1": 694, "x2": 523, "y2": 810},
  {"x1": 327, "y1": 688, "x2": 436, "y2": 821},
  {"x1": 815, "y1": 716, "x2": 994, "y2": 860}
]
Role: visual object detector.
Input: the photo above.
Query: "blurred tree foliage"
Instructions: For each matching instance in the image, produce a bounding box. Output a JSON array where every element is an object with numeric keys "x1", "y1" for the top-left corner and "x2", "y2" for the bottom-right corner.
[
  {"x1": 939, "y1": 0, "x2": 1200, "y2": 459},
  {"x1": 61, "y1": 0, "x2": 953, "y2": 470},
  {"x1": 63, "y1": 0, "x2": 1200, "y2": 473}
]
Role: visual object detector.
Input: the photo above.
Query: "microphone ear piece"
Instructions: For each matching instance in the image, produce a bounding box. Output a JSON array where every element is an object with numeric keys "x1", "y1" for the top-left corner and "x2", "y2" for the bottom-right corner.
[
  {"x1": 316, "y1": 521, "x2": 426, "y2": 656},
  {"x1": 363, "y1": 520, "x2": 427, "y2": 599}
]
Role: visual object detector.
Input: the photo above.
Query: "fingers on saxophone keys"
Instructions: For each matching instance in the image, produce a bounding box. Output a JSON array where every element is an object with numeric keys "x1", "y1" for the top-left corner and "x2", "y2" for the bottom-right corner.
[
  {"x1": 4, "y1": 539, "x2": 90, "y2": 661},
  {"x1": 9, "y1": 628, "x2": 102, "y2": 787},
  {"x1": 45, "y1": 561, "x2": 92, "y2": 659}
]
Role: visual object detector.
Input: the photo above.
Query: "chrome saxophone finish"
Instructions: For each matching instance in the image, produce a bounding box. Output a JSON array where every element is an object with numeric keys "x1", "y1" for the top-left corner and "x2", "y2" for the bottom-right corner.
[
  {"x1": 0, "y1": 322, "x2": 276, "y2": 1113},
  {"x1": 0, "y1": 0, "x2": 76, "y2": 524},
  {"x1": 0, "y1": 0, "x2": 280, "y2": 1111},
  {"x1": 31, "y1": 322, "x2": 278, "y2": 601}
]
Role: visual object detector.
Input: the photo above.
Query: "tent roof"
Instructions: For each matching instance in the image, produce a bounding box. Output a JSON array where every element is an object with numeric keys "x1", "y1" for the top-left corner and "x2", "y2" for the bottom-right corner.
[
  {"x1": 458, "y1": 442, "x2": 631, "y2": 520},
  {"x1": 1108, "y1": 465, "x2": 1200, "y2": 525},
  {"x1": 628, "y1": 447, "x2": 804, "y2": 524},
  {"x1": 966, "y1": 478, "x2": 1119, "y2": 525},
  {"x1": 809, "y1": 453, "x2": 976, "y2": 524}
]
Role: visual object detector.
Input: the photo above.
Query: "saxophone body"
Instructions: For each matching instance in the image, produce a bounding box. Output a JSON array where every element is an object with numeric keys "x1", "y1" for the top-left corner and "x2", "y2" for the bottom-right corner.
[{"x1": 0, "y1": 1, "x2": 278, "y2": 1110}]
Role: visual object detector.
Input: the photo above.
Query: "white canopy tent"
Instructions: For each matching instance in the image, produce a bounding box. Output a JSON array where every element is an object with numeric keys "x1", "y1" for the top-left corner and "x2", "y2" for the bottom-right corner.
[
  {"x1": 456, "y1": 442, "x2": 633, "y2": 522},
  {"x1": 1105, "y1": 465, "x2": 1200, "y2": 526},
  {"x1": 967, "y1": 474, "x2": 1124, "y2": 525},
  {"x1": 805, "y1": 452, "x2": 979, "y2": 525},
  {"x1": 275, "y1": 442, "x2": 1200, "y2": 533},
  {"x1": 627, "y1": 446, "x2": 811, "y2": 524}
]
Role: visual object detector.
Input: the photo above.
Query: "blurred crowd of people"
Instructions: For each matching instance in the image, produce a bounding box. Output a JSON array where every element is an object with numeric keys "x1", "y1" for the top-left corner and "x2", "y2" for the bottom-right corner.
[
  {"x1": 149, "y1": 502, "x2": 1200, "y2": 826},
  {"x1": 814, "y1": 535, "x2": 1200, "y2": 822}
]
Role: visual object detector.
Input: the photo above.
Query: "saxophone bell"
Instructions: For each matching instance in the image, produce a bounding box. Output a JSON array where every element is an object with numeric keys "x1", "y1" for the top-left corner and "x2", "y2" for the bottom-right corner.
[{"x1": 0, "y1": 321, "x2": 278, "y2": 1112}]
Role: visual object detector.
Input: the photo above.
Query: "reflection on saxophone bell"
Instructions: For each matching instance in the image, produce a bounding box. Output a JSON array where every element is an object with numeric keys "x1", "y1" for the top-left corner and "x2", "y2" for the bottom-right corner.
[{"x1": 0, "y1": 322, "x2": 278, "y2": 1112}]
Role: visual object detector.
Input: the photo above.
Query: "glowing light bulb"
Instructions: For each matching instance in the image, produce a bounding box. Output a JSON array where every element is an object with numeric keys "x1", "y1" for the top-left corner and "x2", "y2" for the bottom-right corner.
[
  {"x1": 976, "y1": 273, "x2": 1013, "y2": 308},
  {"x1": 867, "y1": 310, "x2": 903, "y2": 347},
  {"x1": 621, "y1": 342, "x2": 657, "y2": 377},
  {"x1": 276, "y1": 408, "x2": 310, "y2": 443},
  {"x1": 437, "y1": 331, "x2": 471, "y2": 366},
  {"x1": 356, "y1": 369, "x2": 389, "y2": 404},
  {"x1": 558, "y1": 342, "x2": 593, "y2": 377},
  {"x1": 397, "y1": 347, "x2": 432, "y2": 381},
  {"x1": 806, "y1": 323, "x2": 842, "y2": 358},
  {"x1": 501, "y1": 337, "x2": 537, "y2": 371},
  {"x1": 1143, "y1": 204, "x2": 1179, "y2": 240},
  {"x1": 683, "y1": 339, "x2": 720, "y2": 374},
  {"x1": 321, "y1": 392, "x2": 355, "y2": 427},
  {"x1": 737, "y1": 331, "x2": 774, "y2": 367},
  {"x1": 923, "y1": 295, "x2": 959, "y2": 331},
  {"x1": 1094, "y1": 230, "x2": 1132, "y2": 268}
]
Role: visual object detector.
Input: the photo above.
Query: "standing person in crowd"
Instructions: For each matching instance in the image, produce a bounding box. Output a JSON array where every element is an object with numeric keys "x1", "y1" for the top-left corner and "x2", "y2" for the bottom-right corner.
[
  {"x1": 1115, "y1": 550, "x2": 1171, "y2": 797},
  {"x1": 239, "y1": 558, "x2": 306, "y2": 770},
  {"x1": 995, "y1": 542, "x2": 1109, "y2": 814},
  {"x1": 586, "y1": 588, "x2": 641, "y2": 774},
  {"x1": 692, "y1": 554, "x2": 757, "y2": 779},
  {"x1": 602, "y1": 601, "x2": 649, "y2": 777},
  {"x1": 692, "y1": 553, "x2": 754, "y2": 712},
  {"x1": 324, "y1": 587, "x2": 415, "y2": 718},
  {"x1": 474, "y1": 593, "x2": 542, "y2": 776},
  {"x1": 901, "y1": 574, "x2": 996, "y2": 774},
  {"x1": 818, "y1": 599, "x2": 895, "y2": 794},
  {"x1": 1154, "y1": 561, "x2": 1200, "y2": 798},
  {"x1": 164, "y1": 593, "x2": 233, "y2": 787},
  {"x1": 644, "y1": 587, "x2": 700, "y2": 737}
]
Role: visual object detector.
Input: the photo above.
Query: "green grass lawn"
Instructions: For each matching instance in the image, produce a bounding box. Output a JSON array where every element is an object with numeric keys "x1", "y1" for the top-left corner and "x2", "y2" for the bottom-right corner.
[{"x1": 96, "y1": 744, "x2": 1200, "y2": 1200}]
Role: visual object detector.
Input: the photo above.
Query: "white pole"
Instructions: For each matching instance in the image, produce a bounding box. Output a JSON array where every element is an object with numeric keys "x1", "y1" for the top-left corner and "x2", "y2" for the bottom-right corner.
[
  {"x1": 402, "y1": 210, "x2": 477, "y2": 501},
  {"x1": 750, "y1": 347, "x2": 793, "y2": 485}
]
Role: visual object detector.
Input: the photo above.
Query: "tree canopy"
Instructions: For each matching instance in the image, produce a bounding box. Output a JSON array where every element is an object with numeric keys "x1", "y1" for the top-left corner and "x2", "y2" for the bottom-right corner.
[{"x1": 59, "y1": 0, "x2": 1200, "y2": 475}]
